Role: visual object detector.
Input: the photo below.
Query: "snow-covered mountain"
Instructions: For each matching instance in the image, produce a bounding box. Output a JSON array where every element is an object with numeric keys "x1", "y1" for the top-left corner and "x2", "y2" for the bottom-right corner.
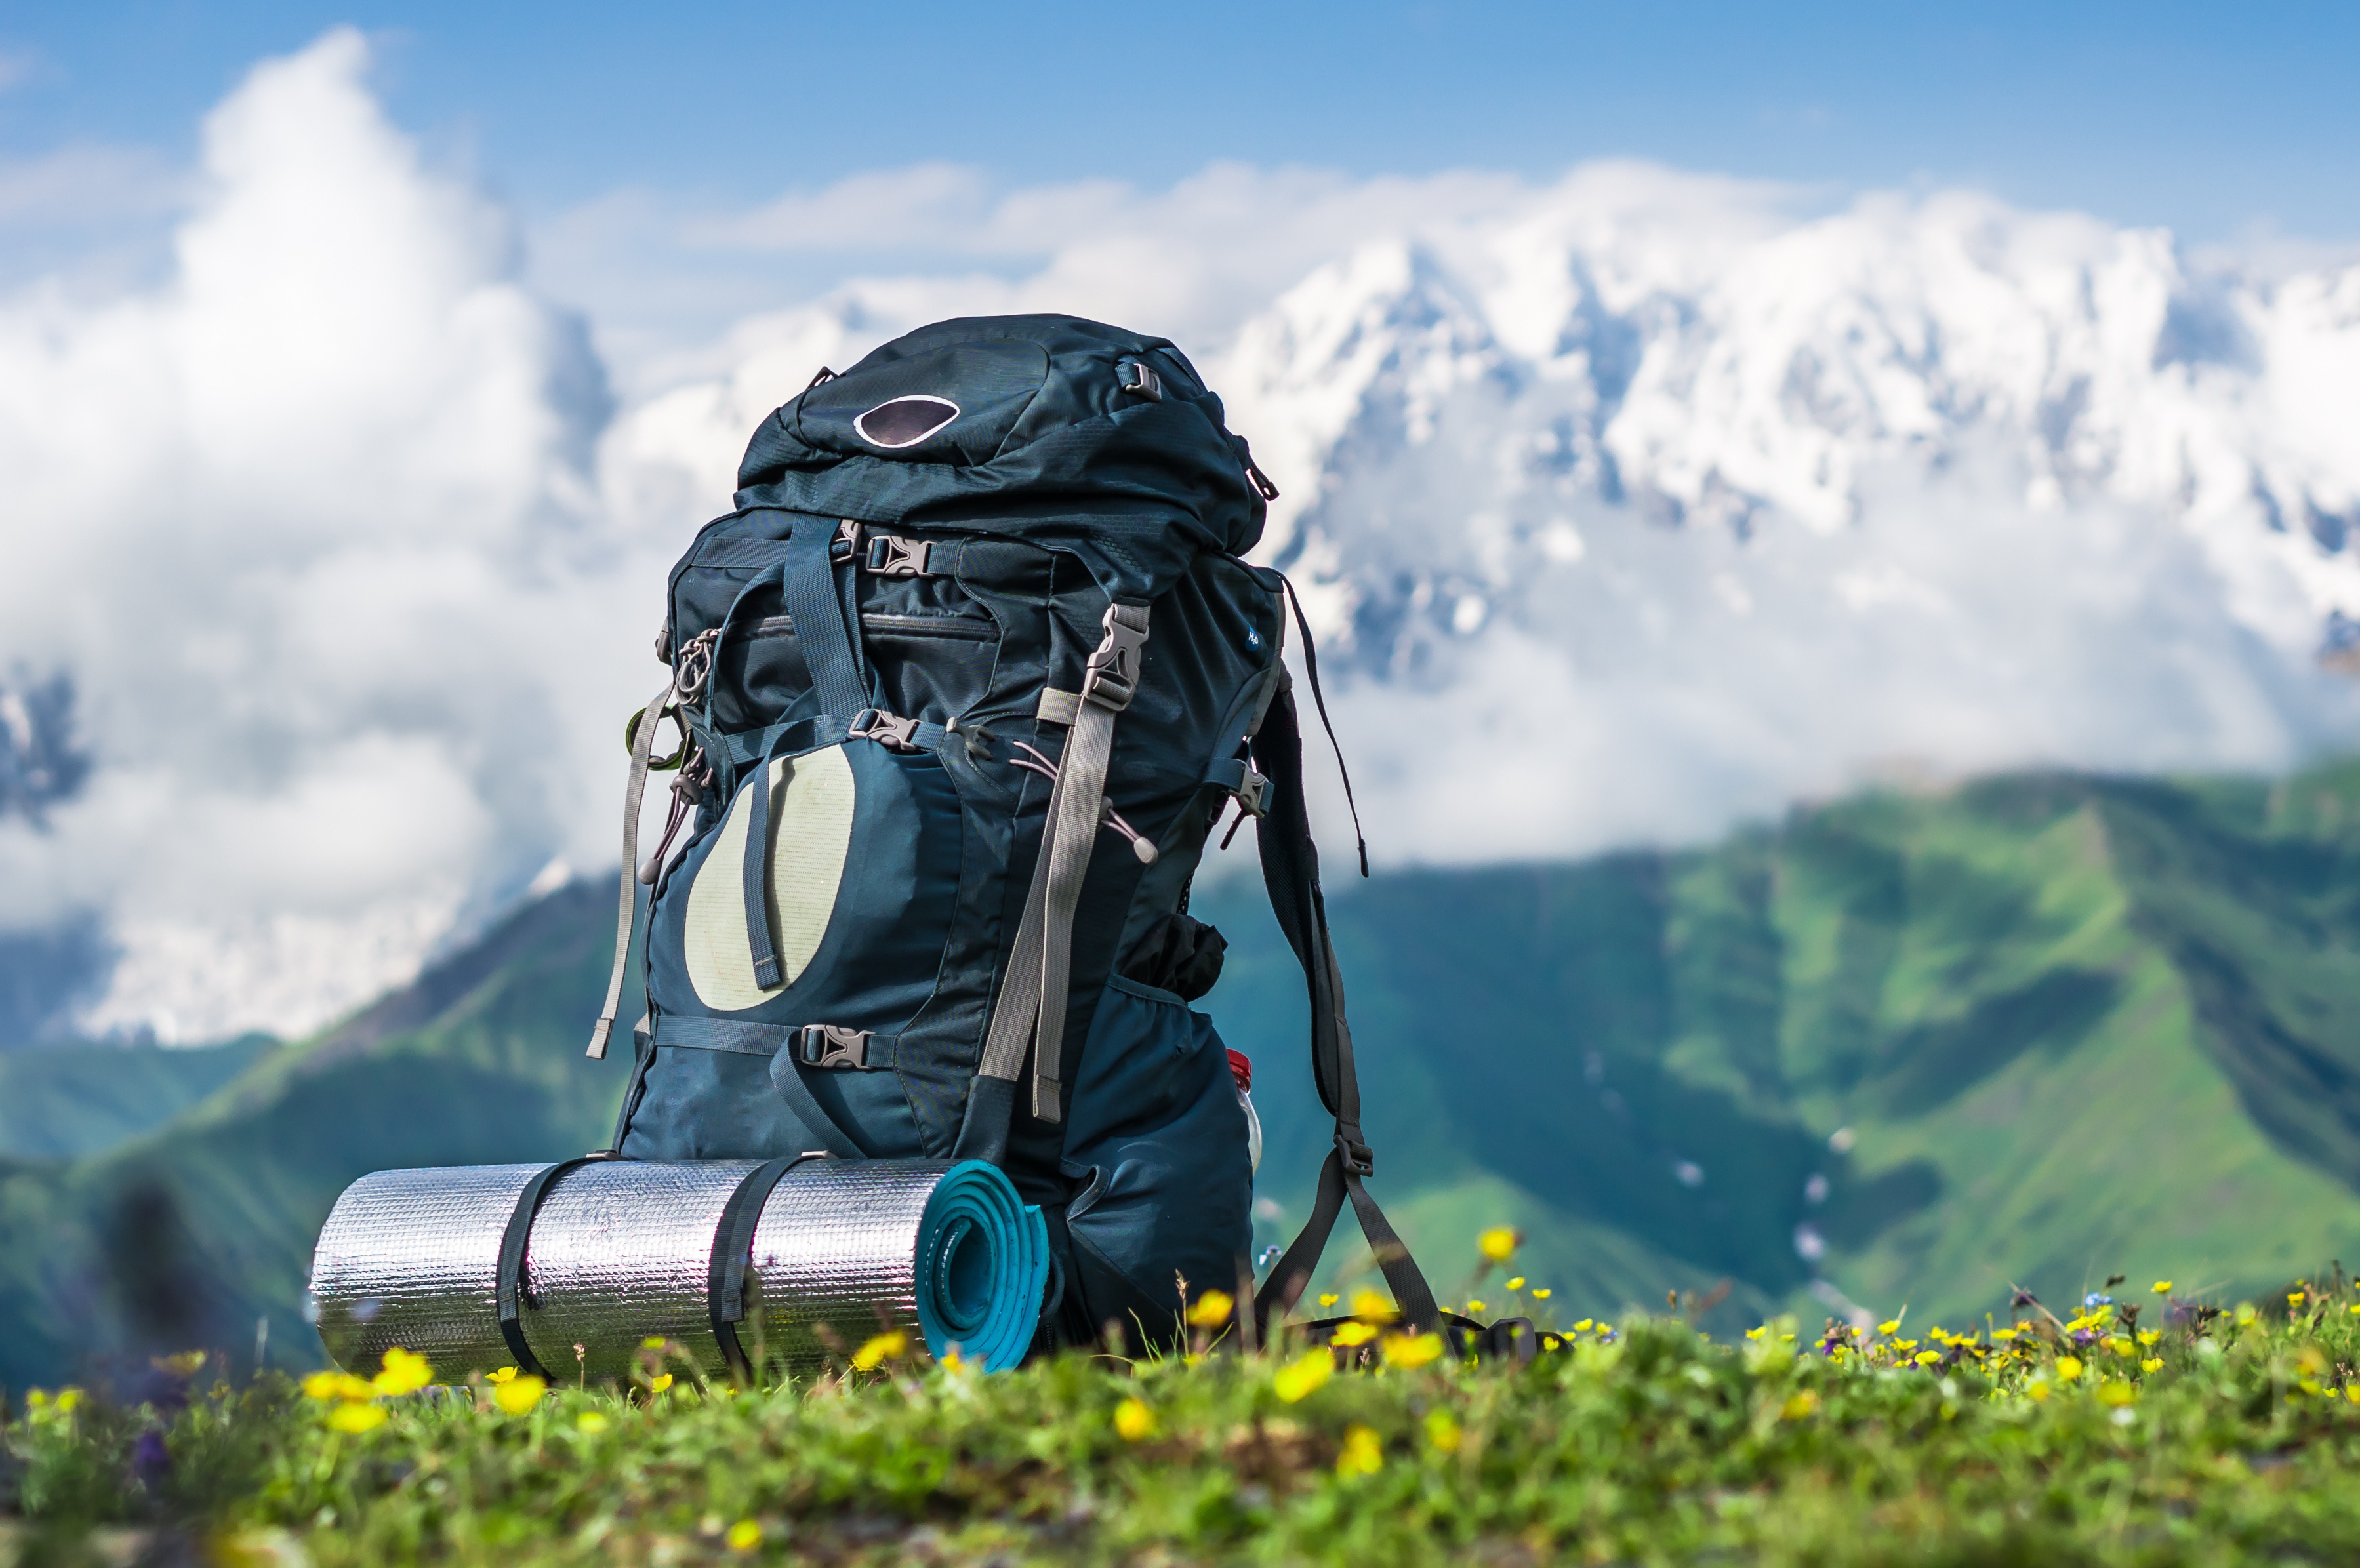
[
  {"x1": 6, "y1": 33, "x2": 2360, "y2": 1043},
  {"x1": 1218, "y1": 177, "x2": 2360, "y2": 671}
]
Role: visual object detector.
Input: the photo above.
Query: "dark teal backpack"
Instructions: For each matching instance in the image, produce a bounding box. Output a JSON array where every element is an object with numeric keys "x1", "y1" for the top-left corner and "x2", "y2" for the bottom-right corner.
[{"x1": 585, "y1": 315, "x2": 1444, "y2": 1351}]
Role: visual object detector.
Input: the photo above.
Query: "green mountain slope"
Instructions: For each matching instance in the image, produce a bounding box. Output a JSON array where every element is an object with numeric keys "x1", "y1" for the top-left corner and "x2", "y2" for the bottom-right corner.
[
  {"x1": 0, "y1": 1038, "x2": 271, "y2": 1159},
  {"x1": 9, "y1": 763, "x2": 2360, "y2": 1386}
]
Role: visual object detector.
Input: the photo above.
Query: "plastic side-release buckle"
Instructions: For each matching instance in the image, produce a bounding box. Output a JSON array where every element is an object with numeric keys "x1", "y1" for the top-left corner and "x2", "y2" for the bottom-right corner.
[
  {"x1": 795, "y1": 1024, "x2": 870, "y2": 1070},
  {"x1": 1081, "y1": 603, "x2": 1150, "y2": 712},
  {"x1": 862, "y1": 534, "x2": 933, "y2": 577},
  {"x1": 847, "y1": 708, "x2": 922, "y2": 752}
]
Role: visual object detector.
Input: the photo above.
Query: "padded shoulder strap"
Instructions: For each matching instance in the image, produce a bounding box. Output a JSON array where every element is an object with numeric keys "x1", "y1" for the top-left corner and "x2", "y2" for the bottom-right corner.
[{"x1": 1247, "y1": 681, "x2": 1441, "y2": 1337}]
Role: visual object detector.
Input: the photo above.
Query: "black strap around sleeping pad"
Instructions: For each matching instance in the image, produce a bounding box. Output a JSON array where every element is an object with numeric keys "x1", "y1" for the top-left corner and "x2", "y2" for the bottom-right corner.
[
  {"x1": 496, "y1": 1156, "x2": 605, "y2": 1379},
  {"x1": 708, "y1": 1153, "x2": 831, "y2": 1381},
  {"x1": 1246, "y1": 654, "x2": 1443, "y2": 1340}
]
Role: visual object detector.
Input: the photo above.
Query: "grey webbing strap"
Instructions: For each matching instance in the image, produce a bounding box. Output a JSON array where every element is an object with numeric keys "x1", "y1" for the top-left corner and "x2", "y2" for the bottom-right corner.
[
  {"x1": 1035, "y1": 687, "x2": 1081, "y2": 726},
  {"x1": 587, "y1": 673, "x2": 683, "y2": 1060},
  {"x1": 1028, "y1": 690, "x2": 1120, "y2": 1120},
  {"x1": 654, "y1": 1016, "x2": 796, "y2": 1056},
  {"x1": 1030, "y1": 603, "x2": 1148, "y2": 1121},
  {"x1": 960, "y1": 603, "x2": 1149, "y2": 1138},
  {"x1": 496, "y1": 1157, "x2": 601, "y2": 1377},
  {"x1": 968, "y1": 773, "x2": 1060, "y2": 1089},
  {"x1": 653, "y1": 1015, "x2": 891, "y2": 1068}
]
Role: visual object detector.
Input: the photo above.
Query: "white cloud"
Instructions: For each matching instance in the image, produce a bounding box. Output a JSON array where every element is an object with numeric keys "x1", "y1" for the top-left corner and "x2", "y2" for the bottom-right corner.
[{"x1": 5, "y1": 30, "x2": 2360, "y2": 1039}]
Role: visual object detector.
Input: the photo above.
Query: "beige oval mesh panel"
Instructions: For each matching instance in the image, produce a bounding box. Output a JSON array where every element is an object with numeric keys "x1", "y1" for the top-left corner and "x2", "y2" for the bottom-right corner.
[{"x1": 684, "y1": 744, "x2": 857, "y2": 1011}]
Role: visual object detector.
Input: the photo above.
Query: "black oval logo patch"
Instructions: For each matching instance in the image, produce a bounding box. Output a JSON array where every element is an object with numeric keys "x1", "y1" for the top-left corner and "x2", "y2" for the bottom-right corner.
[{"x1": 853, "y1": 395, "x2": 960, "y2": 449}]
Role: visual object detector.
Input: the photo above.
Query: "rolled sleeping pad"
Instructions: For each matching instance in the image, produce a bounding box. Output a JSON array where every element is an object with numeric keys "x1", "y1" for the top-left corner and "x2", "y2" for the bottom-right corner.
[{"x1": 308, "y1": 1157, "x2": 1049, "y2": 1382}]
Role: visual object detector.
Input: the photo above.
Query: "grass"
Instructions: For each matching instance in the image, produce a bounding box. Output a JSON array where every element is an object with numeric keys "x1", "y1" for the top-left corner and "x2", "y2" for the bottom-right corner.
[{"x1": 12, "y1": 1271, "x2": 2360, "y2": 1565}]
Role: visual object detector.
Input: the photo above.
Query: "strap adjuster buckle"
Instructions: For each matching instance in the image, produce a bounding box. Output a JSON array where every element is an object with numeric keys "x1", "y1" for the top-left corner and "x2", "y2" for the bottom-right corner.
[
  {"x1": 863, "y1": 534, "x2": 932, "y2": 577},
  {"x1": 1116, "y1": 359, "x2": 1163, "y2": 401},
  {"x1": 796, "y1": 1024, "x2": 870, "y2": 1070},
  {"x1": 847, "y1": 708, "x2": 921, "y2": 752},
  {"x1": 1081, "y1": 603, "x2": 1150, "y2": 712},
  {"x1": 1336, "y1": 1133, "x2": 1375, "y2": 1176},
  {"x1": 831, "y1": 519, "x2": 862, "y2": 562},
  {"x1": 1234, "y1": 763, "x2": 1269, "y2": 819}
]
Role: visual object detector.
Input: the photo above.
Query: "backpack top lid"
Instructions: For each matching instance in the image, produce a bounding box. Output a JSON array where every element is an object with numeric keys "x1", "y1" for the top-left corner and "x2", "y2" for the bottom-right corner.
[{"x1": 732, "y1": 314, "x2": 1269, "y2": 601}]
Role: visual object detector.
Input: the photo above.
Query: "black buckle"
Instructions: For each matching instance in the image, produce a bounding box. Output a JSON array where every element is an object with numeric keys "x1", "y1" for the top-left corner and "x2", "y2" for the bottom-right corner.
[
  {"x1": 1336, "y1": 1133, "x2": 1375, "y2": 1177},
  {"x1": 1116, "y1": 359, "x2": 1163, "y2": 401},
  {"x1": 796, "y1": 1024, "x2": 870, "y2": 1070},
  {"x1": 862, "y1": 534, "x2": 931, "y2": 577},
  {"x1": 830, "y1": 519, "x2": 861, "y2": 563},
  {"x1": 847, "y1": 708, "x2": 921, "y2": 752}
]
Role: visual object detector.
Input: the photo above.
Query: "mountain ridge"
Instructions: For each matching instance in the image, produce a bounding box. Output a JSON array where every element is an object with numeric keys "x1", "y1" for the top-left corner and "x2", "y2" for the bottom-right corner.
[{"x1": 6, "y1": 761, "x2": 2360, "y2": 1387}]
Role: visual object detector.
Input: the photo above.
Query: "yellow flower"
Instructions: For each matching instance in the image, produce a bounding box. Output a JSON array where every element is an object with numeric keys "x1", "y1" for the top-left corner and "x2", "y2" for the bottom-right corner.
[
  {"x1": 492, "y1": 1374, "x2": 547, "y2": 1415},
  {"x1": 726, "y1": 1519, "x2": 762, "y2": 1552},
  {"x1": 1316, "y1": 1293, "x2": 1339, "y2": 1310},
  {"x1": 1746, "y1": 1326, "x2": 1768, "y2": 1341},
  {"x1": 1877, "y1": 1320, "x2": 1902, "y2": 1337},
  {"x1": 2107, "y1": 1337, "x2": 2134, "y2": 1358},
  {"x1": 1541, "y1": 1334, "x2": 1562, "y2": 1351},
  {"x1": 649, "y1": 1374, "x2": 674, "y2": 1394},
  {"x1": 2138, "y1": 1329, "x2": 2161, "y2": 1346},
  {"x1": 643, "y1": 1336, "x2": 668, "y2": 1350},
  {"x1": 2098, "y1": 1382, "x2": 2136, "y2": 1407},
  {"x1": 1273, "y1": 1350, "x2": 1334, "y2": 1403},
  {"x1": 1782, "y1": 1390, "x2": 1819, "y2": 1420},
  {"x1": 1478, "y1": 1227, "x2": 1518, "y2": 1262},
  {"x1": 1336, "y1": 1423, "x2": 1383, "y2": 1477},
  {"x1": 486, "y1": 1366, "x2": 519, "y2": 1385},
  {"x1": 2141, "y1": 1358, "x2": 2164, "y2": 1373},
  {"x1": 2152, "y1": 1281, "x2": 2172, "y2": 1295},
  {"x1": 2027, "y1": 1380, "x2": 2051, "y2": 1402},
  {"x1": 2347, "y1": 1386, "x2": 2360, "y2": 1405},
  {"x1": 2235, "y1": 1304, "x2": 2258, "y2": 1325},
  {"x1": 2056, "y1": 1356, "x2": 2083, "y2": 1382},
  {"x1": 302, "y1": 1371, "x2": 373, "y2": 1403},
  {"x1": 1330, "y1": 1321, "x2": 1379, "y2": 1348},
  {"x1": 23, "y1": 1390, "x2": 44, "y2": 1409},
  {"x1": 1465, "y1": 1300, "x2": 1486, "y2": 1316},
  {"x1": 54, "y1": 1388, "x2": 83, "y2": 1414},
  {"x1": 1383, "y1": 1332, "x2": 1444, "y2": 1369},
  {"x1": 1113, "y1": 1397, "x2": 1156, "y2": 1441},
  {"x1": 326, "y1": 1402, "x2": 387, "y2": 1433},
  {"x1": 577, "y1": 1411, "x2": 609, "y2": 1433},
  {"x1": 1425, "y1": 1410, "x2": 1461, "y2": 1453},
  {"x1": 1506, "y1": 1277, "x2": 1526, "y2": 1291},
  {"x1": 1351, "y1": 1288, "x2": 1399, "y2": 1323},
  {"x1": 1187, "y1": 1290, "x2": 1234, "y2": 1329},
  {"x1": 851, "y1": 1330, "x2": 908, "y2": 1371},
  {"x1": 1531, "y1": 1288, "x2": 1551, "y2": 1300},
  {"x1": 1574, "y1": 1319, "x2": 1594, "y2": 1332},
  {"x1": 372, "y1": 1346, "x2": 434, "y2": 1397},
  {"x1": 1912, "y1": 1350, "x2": 1940, "y2": 1367}
]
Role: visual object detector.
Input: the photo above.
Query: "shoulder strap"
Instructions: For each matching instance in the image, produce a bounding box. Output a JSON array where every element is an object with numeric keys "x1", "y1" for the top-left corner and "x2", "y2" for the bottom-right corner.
[{"x1": 1246, "y1": 678, "x2": 1440, "y2": 1337}]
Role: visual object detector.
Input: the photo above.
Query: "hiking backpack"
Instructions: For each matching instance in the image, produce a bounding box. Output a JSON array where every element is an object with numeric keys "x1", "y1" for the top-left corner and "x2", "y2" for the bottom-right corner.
[{"x1": 584, "y1": 314, "x2": 1447, "y2": 1351}]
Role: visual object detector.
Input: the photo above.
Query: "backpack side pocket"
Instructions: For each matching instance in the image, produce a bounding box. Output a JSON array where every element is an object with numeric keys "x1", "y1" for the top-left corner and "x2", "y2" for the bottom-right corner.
[{"x1": 1058, "y1": 976, "x2": 1251, "y2": 1349}]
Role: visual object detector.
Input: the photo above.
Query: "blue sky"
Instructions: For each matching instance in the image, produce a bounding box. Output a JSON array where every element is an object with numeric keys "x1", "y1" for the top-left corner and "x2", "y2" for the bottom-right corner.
[{"x1": 4, "y1": 1, "x2": 2357, "y2": 242}]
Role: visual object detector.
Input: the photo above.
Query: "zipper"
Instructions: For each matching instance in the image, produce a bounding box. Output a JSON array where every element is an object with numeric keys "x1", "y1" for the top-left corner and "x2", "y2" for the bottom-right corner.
[{"x1": 744, "y1": 613, "x2": 995, "y2": 643}]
